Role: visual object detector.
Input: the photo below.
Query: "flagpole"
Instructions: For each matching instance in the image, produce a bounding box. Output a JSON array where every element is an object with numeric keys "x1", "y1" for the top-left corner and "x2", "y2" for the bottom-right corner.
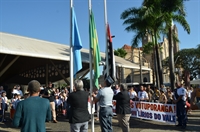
[
  {"x1": 88, "y1": 0, "x2": 95, "y2": 132},
  {"x1": 104, "y1": 0, "x2": 109, "y2": 75},
  {"x1": 70, "y1": 0, "x2": 74, "y2": 93}
]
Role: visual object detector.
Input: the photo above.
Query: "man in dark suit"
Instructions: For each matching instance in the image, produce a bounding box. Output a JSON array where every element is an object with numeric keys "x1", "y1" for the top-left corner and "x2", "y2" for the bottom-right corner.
[
  {"x1": 113, "y1": 84, "x2": 131, "y2": 132},
  {"x1": 67, "y1": 79, "x2": 90, "y2": 132},
  {"x1": 13, "y1": 80, "x2": 51, "y2": 132}
]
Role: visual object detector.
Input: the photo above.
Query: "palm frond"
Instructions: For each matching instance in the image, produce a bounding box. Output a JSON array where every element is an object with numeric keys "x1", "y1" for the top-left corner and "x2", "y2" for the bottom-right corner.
[
  {"x1": 172, "y1": 14, "x2": 190, "y2": 34},
  {"x1": 120, "y1": 7, "x2": 140, "y2": 20}
]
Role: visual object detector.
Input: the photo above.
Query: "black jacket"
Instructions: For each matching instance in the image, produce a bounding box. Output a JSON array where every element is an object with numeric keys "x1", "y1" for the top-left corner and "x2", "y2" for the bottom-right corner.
[
  {"x1": 113, "y1": 91, "x2": 131, "y2": 114},
  {"x1": 67, "y1": 90, "x2": 90, "y2": 123}
]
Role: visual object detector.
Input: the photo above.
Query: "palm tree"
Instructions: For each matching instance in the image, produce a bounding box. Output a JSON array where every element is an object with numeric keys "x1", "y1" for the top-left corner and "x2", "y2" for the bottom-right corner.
[
  {"x1": 160, "y1": 0, "x2": 190, "y2": 89},
  {"x1": 121, "y1": 1, "x2": 165, "y2": 88},
  {"x1": 121, "y1": 0, "x2": 190, "y2": 89}
]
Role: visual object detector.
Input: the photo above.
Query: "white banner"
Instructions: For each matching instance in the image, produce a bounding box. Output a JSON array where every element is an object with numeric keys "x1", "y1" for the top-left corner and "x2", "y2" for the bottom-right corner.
[{"x1": 113, "y1": 100, "x2": 176, "y2": 125}]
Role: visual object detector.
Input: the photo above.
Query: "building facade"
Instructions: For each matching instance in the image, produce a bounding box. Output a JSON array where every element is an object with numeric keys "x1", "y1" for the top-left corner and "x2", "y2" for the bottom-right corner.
[{"x1": 121, "y1": 24, "x2": 179, "y2": 84}]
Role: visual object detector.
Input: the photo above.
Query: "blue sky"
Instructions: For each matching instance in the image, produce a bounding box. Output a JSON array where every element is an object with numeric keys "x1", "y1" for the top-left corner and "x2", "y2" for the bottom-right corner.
[{"x1": 0, "y1": 0, "x2": 199, "y2": 53}]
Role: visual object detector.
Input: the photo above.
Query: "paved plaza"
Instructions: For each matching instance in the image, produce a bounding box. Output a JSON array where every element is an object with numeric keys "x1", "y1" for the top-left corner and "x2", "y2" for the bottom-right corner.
[{"x1": 0, "y1": 110, "x2": 199, "y2": 132}]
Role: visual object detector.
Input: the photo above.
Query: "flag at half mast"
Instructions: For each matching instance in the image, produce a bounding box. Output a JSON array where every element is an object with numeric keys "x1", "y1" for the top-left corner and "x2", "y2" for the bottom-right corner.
[
  {"x1": 103, "y1": 23, "x2": 116, "y2": 83},
  {"x1": 72, "y1": 7, "x2": 82, "y2": 77},
  {"x1": 89, "y1": 11, "x2": 101, "y2": 89}
]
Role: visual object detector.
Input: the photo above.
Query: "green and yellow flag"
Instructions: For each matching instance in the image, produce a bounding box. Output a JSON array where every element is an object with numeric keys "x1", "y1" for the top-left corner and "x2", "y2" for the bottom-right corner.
[{"x1": 89, "y1": 11, "x2": 101, "y2": 89}]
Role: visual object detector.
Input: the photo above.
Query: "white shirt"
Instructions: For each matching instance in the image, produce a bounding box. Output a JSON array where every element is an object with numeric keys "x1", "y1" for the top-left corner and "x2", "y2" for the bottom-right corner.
[
  {"x1": 177, "y1": 87, "x2": 187, "y2": 101},
  {"x1": 12, "y1": 89, "x2": 23, "y2": 97},
  {"x1": 187, "y1": 90, "x2": 193, "y2": 98},
  {"x1": 1, "y1": 96, "x2": 8, "y2": 104},
  {"x1": 55, "y1": 99, "x2": 62, "y2": 106},
  {"x1": 138, "y1": 91, "x2": 148, "y2": 101},
  {"x1": 13, "y1": 99, "x2": 21, "y2": 109},
  {"x1": 129, "y1": 91, "x2": 137, "y2": 99},
  {"x1": 12, "y1": 89, "x2": 20, "y2": 95},
  {"x1": 18, "y1": 90, "x2": 23, "y2": 97},
  {"x1": 114, "y1": 89, "x2": 120, "y2": 95}
]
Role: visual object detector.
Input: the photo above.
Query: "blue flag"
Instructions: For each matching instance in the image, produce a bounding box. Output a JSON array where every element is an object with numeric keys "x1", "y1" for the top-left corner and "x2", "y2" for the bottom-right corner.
[{"x1": 72, "y1": 8, "x2": 82, "y2": 77}]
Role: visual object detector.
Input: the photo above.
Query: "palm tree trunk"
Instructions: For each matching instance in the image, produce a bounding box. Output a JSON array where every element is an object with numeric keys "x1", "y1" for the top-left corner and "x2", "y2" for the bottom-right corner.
[
  {"x1": 168, "y1": 26, "x2": 175, "y2": 90},
  {"x1": 152, "y1": 53, "x2": 155, "y2": 86},
  {"x1": 152, "y1": 34, "x2": 159, "y2": 88},
  {"x1": 139, "y1": 49, "x2": 143, "y2": 84},
  {"x1": 153, "y1": 47, "x2": 160, "y2": 88},
  {"x1": 131, "y1": 48, "x2": 134, "y2": 82},
  {"x1": 154, "y1": 32, "x2": 163, "y2": 87}
]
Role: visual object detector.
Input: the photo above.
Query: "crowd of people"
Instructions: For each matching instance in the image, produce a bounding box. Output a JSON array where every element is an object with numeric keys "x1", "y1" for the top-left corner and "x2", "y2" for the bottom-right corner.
[
  {"x1": 0, "y1": 79, "x2": 200, "y2": 132},
  {"x1": 125, "y1": 84, "x2": 194, "y2": 105},
  {"x1": 111, "y1": 82, "x2": 200, "y2": 130}
]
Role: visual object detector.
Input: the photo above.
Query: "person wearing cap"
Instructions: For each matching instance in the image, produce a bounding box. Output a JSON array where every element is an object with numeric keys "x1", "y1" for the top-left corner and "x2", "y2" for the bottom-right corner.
[
  {"x1": 92, "y1": 76, "x2": 114, "y2": 132},
  {"x1": 113, "y1": 84, "x2": 131, "y2": 132},
  {"x1": 13, "y1": 80, "x2": 51, "y2": 132},
  {"x1": 173, "y1": 82, "x2": 187, "y2": 129},
  {"x1": 67, "y1": 79, "x2": 90, "y2": 132}
]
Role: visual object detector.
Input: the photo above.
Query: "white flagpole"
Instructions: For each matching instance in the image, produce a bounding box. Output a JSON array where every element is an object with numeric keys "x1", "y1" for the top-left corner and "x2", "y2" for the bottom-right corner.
[
  {"x1": 70, "y1": 0, "x2": 74, "y2": 93},
  {"x1": 88, "y1": 1, "x2": 94, "y2": 132},
  {"x1": 104, "y1": 0, "x2": 109, "y2": 76}
]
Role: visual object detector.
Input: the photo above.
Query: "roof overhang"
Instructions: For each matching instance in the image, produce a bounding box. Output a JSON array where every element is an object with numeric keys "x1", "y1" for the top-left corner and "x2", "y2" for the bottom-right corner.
[{"x1": 0, "y1": 32, "x2": 151, "y2": 84}]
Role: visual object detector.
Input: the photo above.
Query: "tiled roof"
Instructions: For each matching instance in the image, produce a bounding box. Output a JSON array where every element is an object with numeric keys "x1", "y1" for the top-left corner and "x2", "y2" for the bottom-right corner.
[{"x1": 122, "y1": 44, "x2": 132, "y2": 49}]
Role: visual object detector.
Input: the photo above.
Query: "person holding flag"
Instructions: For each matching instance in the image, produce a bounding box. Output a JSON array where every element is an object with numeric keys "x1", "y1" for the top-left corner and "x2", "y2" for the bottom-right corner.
[
  {"x1": 91, "y1": 16, "x2": 116, "y2": 132},
  {"x1": 92, "y1": 76, "x2": 114, "y2": 132}
]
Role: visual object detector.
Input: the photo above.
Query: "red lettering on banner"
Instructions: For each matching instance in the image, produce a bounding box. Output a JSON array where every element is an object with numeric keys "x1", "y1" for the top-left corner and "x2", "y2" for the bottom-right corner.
[
  {"x1": 168, "y1": 106, "x2": 173, "y2": 113},
  {"x1": 133, "y1": 102, "x2": 174, "y2": 113},
  {"x1": 154, "y1": 104, "x2": 157, "y2": 111},
  {"x1": 165, "y1": 106, "x2": 168, "y2": 112},
  {"x1": 150, "y1": 104, "x2": 154, "y2": 110},
  {"x1": 157, "y1": 104, "x2": 160, "y2": 111},
  {"x1": 161, "y1": 105, "x2": 165, "y2": 112},
  {"x1": 147, "y1": 103, "x2": 150, "y2": 109},
  {"x1": 136, "y1": 103, "x2": 140, "y2": 109}
]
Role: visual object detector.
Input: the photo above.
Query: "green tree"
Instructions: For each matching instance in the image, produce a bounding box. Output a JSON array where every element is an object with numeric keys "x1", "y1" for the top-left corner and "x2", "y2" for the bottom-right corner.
[
  {"x1": 197, "y1": 44, "x2": 200, "y2": 57},
  {"x1": 114, "y1": 48, "x2": 127, "y2": 58},
  {"x1": 121, "y1": 1, "x2": 166, "y2": 87},
  {"x1": 121, "y1": 0, "x2": 190, "y2": 89},
  {"x1": 160, "y1": 0, "x2": 190, "y2": 88},
  {"x1": 163, "y1": 48, "x2": 200, "y2": 84}
]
